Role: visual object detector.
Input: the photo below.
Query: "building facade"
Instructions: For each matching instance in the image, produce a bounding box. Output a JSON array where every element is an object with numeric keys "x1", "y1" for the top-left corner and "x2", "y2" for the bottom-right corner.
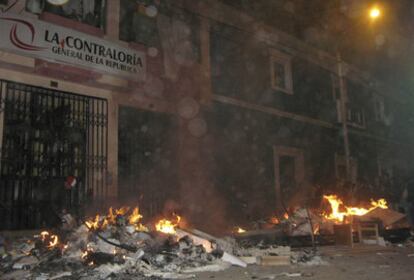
[{"x1": 0, "y1": 0, "x2": 413, "y2": 231}]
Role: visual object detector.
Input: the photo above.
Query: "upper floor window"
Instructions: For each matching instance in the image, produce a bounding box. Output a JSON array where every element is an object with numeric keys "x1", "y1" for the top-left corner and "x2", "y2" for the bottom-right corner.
[
  {"x1": 333, "y1": 78, "x2": 367, "y2": 129},
  {"x1": 119, "y1": 0, "x2": 159, "y2": 46},
  {"x1": 335, "y1": 99, "x2": 367, "y2": 129},
  {"x1": 25, "y1": 0, "x2": 106, "y2": 29},
  {"x1": 119, "y1": 0, "x2": 200, "y2": 63},
  {"x1": 346, "y1": 106, "x2": 366, "y2": 128},
  {"x1": 270, "y1": 49, "x2": 293, "y2": 94}
]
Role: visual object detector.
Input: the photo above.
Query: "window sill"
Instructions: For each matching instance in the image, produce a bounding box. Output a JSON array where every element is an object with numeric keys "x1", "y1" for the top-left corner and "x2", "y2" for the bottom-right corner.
[
  {"x1": 272, "y1": 86, "x2": 293, "y2": 95},
  {"x1": 348, "y1": 122, "x2": 366, "y2": 129},
  {"x1": 337, "y1": 121, "x2": 366, "y2": 130}
]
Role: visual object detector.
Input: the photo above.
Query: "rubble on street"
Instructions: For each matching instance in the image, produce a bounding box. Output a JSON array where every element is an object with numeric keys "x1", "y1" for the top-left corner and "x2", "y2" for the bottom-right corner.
[
  {"x1": 0, "y1": 205, "x2": 332, "y2": 279},
  {"x1": 0, "y1": 207, "x2": 233, "y2": 279},
  {"x1": 1, "y1": 194, "x2": 413, "y2": 280}
]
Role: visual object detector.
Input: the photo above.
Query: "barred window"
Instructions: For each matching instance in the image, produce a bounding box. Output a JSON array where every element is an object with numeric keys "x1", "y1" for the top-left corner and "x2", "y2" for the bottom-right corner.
[{"x1": 25, "y1": 0, "x2": 106, "y2": 29}]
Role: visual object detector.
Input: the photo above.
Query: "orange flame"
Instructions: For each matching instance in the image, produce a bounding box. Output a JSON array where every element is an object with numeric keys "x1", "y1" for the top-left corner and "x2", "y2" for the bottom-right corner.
[
  {"x1": 155, "y1": 214, "x2": 181, "y2": 234},
  {"x1": 107, "y1": 207, "x2": 116, "y2": 224},
  {"x1": 82, "y1": 244, "x2": 94, "y2": 260},
  {"x1": 116, "y1": 207, "x2": 130, "y2": 216},
  {"x1": 127, "y1": 207, "x2": 148, "y2": 232},
  {"x1": 85, "y1": 206, "x2": 148, "y2": 232},
  {"x1": 270, "y1": 217, "x2": 280, "y2": 224},
  {"x1": 48, "y1": 235, "x2": 59, "y2": 248},
  {"x1": 128, "y1": 207, "x2": 143, "y2": 224},
  {"x1": 40, "y1": 231, "x2": 49, "y2": 241},
  {"x1": 323, "y1": 195, "x2": 388, "y2": 223},
  {"x1": 39, "y1": 231, "x2": 59, "y2": 249},
  {"x1": 85, "y1": 215, "x2": 101, "y2": 230}
]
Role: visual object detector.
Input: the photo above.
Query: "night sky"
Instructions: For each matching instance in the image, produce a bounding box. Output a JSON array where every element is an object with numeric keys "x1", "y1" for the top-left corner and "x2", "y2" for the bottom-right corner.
[
  {"x1": 314, "y1": 0, "x2": 414, "y2": 93},
  {"x1": 331, "y1": 0, "x2": 414, "y2": 93}
]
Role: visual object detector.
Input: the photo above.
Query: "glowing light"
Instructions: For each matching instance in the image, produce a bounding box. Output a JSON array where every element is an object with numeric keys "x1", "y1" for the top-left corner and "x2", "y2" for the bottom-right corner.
[
  {"x1": 270, "y1": 217, "x2": 280, "y2": 224},
  {"x1": 156, "y1": 214, "x2": 181, "y2": 234},
  {"x1": 40, "y1": 231, "x2": 49, "y2": 241},
  {"x1": 371, "y1": 198, "x2": 388, "y2": 209},
  {"x1": 236, "y1": 227, "x2": 246, "y2": 233},
  {"x1": 369, "y1": 7, "x2": 381, "y2": 19},
  {"x1": 48, "y1": 235, "x2": 59, "y2": 248},
  {"x1": 38, "y1": 231, "x2": 60, "y2": 249}
]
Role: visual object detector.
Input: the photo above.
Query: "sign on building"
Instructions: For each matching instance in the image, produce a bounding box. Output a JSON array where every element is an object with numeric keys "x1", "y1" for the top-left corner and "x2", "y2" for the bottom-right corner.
[{"x1": 0, "y1": 13, "x2": 146, "y2": 81}]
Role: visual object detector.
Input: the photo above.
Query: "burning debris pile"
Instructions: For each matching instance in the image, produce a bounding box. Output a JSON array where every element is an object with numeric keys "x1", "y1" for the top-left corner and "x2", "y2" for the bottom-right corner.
[
  {"x1": 0, "y1": 207, "x2": 245, "y2": 279},
  {"x1": 1, "y1": 195, "x2": 412, "y2": 279},
  {"x1": 235, "y1": 194, "x2": 412, "y2": 246}
]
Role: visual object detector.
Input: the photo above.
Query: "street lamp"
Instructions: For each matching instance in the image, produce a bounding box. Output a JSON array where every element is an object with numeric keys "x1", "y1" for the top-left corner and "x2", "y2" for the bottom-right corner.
[
  {"x1": 369, "y1": 7, "x2": 381, "y2": 19},
  {"x1": 337, "y1": 6, "x2": 382, "y2": 181}
]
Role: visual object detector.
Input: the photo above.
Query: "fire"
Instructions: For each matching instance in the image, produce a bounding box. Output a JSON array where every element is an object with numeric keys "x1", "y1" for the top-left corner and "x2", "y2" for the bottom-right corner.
[
  {"x1": 85, "y1": 215, "x2": 101, "y2": 230},
  {"x1": 270, "y1": 217, "x2": 280, "y2": 224},
  {"x1": 39, "y1": 231, "x2": 59, "y2": 248},
  {"x1": 128, "y1": 207, "x2": 149, "y2": 232},
  {"x1": 107, "y1": 207, "x2": 116, "y2": 224},
  {"x1": 40, "y1": 231, "x2": 49, "y2": 241},
  {"x1": 81, "y1": 244, "x2": 94, "y2": 260},
  {"x1": 82, "y1": 248, "x2": 96, "y2": 266},
  {"x1": 323, "y1": 195, "x2": 388, "y2": 223},
  {"x1": 236, "y1": 227, "x2": 246, "y2": 233},
  {"x1": 128, "y1": 207, "x2": 143, "y2": 224},
  {"x1": 81, "y1": 250, "x2": 89, "y2": 259},
  {"x1": 48, "y1": 235, "x2": 59, "y2": 248},
  {"x1": 371, "y1": 198, "x2": 387, "y2": 209},
  {"x1": 269, "y1": 213, "x2": 289, "y2": 225},
  {"x1": 155, "y1": 214, "x2": 181, "y2": 234},
  {"x1": 85, "y1": 206, "x2": 148, "y2": 232}
]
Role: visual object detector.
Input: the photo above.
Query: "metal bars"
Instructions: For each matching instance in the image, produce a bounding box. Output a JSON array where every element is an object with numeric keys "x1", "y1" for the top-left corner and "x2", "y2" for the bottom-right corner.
[{"x1": 0, "y1": 80, "x2": 108, "y2": 229}]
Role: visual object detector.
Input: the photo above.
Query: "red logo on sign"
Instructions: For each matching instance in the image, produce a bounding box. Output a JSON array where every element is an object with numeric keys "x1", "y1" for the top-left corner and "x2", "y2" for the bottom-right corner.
[{"x1": 0, "y1": 17, "x2": 46, "y2": 51}]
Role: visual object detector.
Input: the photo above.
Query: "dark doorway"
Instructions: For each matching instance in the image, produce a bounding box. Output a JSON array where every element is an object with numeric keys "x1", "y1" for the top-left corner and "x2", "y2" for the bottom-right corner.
[
  {"x1": 118, "y1": 106, "x2": 177, "y2": 217},
  {"x1": 279, "y1": 155, "x2": 296, "y2": 202}
]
